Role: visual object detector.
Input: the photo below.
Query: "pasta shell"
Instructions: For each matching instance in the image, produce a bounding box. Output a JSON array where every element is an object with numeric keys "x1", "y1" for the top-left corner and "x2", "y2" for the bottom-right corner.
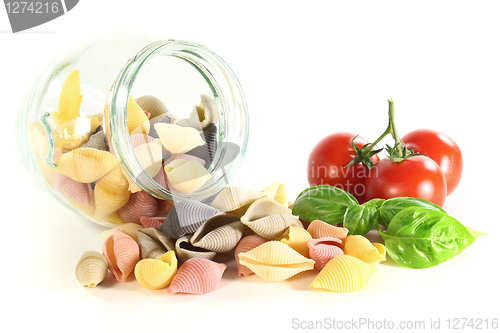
[
  {"x1": 129, "y1": 133, "x2": 156, "y2": 148},
  {"x1": 156, "y1": 198, "x2": 175, "y2": 217},
  {"x1": 185, "y1": 123, "x2": 218, "y2": 167},
  {"x1": 104, "y1": 211, "x2": 126, "y2": 225},
  {"x1": 94, "y1": 166, "x2": 131, "y2": 220},
  {"x1": 307, "y1": 220, "x2": 349, "y2": 243},
  {"x1": 175, "y1": 236, "x2": 216, "y2": 263},
  {"x1": 55, "y1": 172, "x2": 93, "y2": 206},
  {"x1": 100, "y1": 223, "x2": 143, "y2": 243},
  {"x1": 310, "y1": 255, "x2": 377, "y2": 293},
  {"x1": 238, "y1": 241, "x2": 315, "y2": 282},
  {"x1": 154, "y1": 123, "x2": 205, "y2": 154},
  {"x1": 136, "y1": 228, "x2": 175, "y2": 259},
  {"x1": 343, "y1": 235, "x2": 386, "y2": 265},
  {"x1": 164, "y1": 159, "x2": 212, "y2": 193},
  {"x1": 127, "y1": 95, "x2": 150, "y2": 135},
  {"x1": 117, "y1": 191, "x2": 158, "y2": 224},
  {"x1": 167, "y1": 258, "x2": 226, "y2": 295},
  {"x1": 198, "y1": 93, "x2": 219, "y2": 128},
  {"x1": 160, "y1": 200, "x2": 219, "y2": 239},
  {"x1": 190, "y1": 214, "x2": 246, "y2": 252},
  {"x1": 241, "y1": 214, "x2": 300, "y2": 240},
  {"x1": 81, "y1": 130, "x2": 107, "y2": 151},
  {"x1": 211, "y1": 187, "x2": 266, "y2": 216},
  {"x1": 102, "y1": 230, "x2": 140, "y2": 282},
  {"x1": 274, "y1": 182, "x2": 288, "y2": 207},
  {"x1": 126, "y1": 140, "x2": 164, "y2": 193},
  {"x1": 135, "y1": 251, "x2": 178, "y2": 290},
  {"x1": 164, "y1": 154, "x2": 206, "y2": 167},
  {"x1": 308, "y1": 237, "x2": 344, "y2": 271},
  {"x1": 140, "y1": 216, "x2": 165, "y2": 230},
  {"x1": 135, "y1": 95, "x2": 170, "y2": 119},
  {"x1": 234, "y1": 235, "x2": 268, "y2": 277},
  {"x1": 240, "y1": 197, "x2": 292, "y2": 221},
  {"x1": 280, "y1": 225, "x2": 312, "y2": 257},
  {"x1": 51, "y1": 70, "x2": 82, "y2": 126},
  {"x1": 261, "y1": 180, "x2": 280, "y2": 199},
  {"x1": 55, "y1": 148, "x2": 118, "y2": 183},
  {"x1": 75, "y1": 251, "x2": 108, "y2": 288}
]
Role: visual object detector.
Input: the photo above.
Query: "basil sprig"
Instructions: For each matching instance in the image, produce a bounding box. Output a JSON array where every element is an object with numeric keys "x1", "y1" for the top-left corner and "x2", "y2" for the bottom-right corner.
[
  {"x1": 292, "y1": 185, "x2": 484, "y2": 269},
  {"x1": 377, "y1": 207, "x2": 475, "y2": 269}
]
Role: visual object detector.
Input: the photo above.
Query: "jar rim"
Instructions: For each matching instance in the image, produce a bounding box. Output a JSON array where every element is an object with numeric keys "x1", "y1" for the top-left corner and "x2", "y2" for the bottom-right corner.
[{"x1": 106, "y1": 39, "x2": 249, "y2": 202}]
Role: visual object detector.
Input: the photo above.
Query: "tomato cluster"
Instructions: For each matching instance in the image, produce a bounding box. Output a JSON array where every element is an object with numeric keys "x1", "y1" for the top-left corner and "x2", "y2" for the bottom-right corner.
[{"x1": 307, "y1": 101, "x2": 463, "y2": 207}]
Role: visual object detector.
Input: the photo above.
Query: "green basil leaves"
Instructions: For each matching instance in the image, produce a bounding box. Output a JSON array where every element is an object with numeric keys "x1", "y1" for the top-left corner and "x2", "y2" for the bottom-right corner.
[
  {"x1": 292, "y1": 185, "x2": 358, "y2": 225},
  {"x1": 292, "y1": 185, "x2": 483, "y2": 269},
  {"x1": 377, "y1": 207, "x2": 476, "y2": 269},
  {"x1": 378, "y1": 197, "x2": 445, "y2": 228}
]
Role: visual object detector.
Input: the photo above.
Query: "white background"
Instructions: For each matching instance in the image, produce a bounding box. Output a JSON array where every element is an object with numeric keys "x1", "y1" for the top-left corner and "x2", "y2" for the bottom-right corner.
[{"x1": 2, "y1": 1, "x2": 499, "y2": 332}]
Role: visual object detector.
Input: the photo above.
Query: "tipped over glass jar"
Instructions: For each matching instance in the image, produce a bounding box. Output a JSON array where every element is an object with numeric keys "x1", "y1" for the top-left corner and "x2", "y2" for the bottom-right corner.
[{"x1": 16, "y1": 33, "x2": 249, "y2": 227}]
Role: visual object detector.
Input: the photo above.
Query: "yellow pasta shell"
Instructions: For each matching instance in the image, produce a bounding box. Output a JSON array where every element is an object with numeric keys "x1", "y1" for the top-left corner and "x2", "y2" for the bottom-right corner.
[
  {"x1": 51, "y1": 70, "x2": 83, "y2": 126},
  {"x1": 164, "y1": 159, "x2": 211, "y2": 193},
  {"x1": 135, "y1": 251, "x2": 178, "y2": 290},
  {"x1": 55, "y1": 147, "x2": 118, "y2": 183},
  {"x1": 343, "y1": 235, "x2": 386, "y2": 265},
  {"x1": 280, "y1": 225, "x2": 312, "y2": 257},
  {"x1": 310, "y1": 255, "x2": 377, "y2": 292},
  {"x1": 94, "y1": 166, "x2": 131, "y2": 220},
  {"x1": 238, "y1": 241, "x2": 315, "y2": 282},
  {"x1": 127, "y1": 95, "x2": 150, "y2": 135},
  {"x1": 261, "y1": 180, "x2": 280, "y2": 199},
  {"x1": 274, "y1": 182, "x2": 288, "y2": 207}
]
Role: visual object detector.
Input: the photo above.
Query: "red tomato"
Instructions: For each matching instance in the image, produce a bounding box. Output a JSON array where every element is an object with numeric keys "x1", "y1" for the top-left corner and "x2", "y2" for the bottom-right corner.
[
  {"x1": 307, "y1": 132, "x2": 380, "y2": 203},
  {"x1": 364, "y1": 155, "x2": 447, "y2": 207},
  {"x1": 401, "y1": 129, "x2": 463, "y2": 196}
]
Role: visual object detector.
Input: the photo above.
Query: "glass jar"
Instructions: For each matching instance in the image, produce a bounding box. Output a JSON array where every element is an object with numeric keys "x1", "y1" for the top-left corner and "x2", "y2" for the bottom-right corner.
[{"x1": 16, "y1": 33, "x2": 249, "y2": 227}]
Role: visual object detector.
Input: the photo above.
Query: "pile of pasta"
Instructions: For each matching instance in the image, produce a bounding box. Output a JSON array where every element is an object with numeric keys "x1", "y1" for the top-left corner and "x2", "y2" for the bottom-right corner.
[{"x1": 76, "y1": 181, "x2": 386, "y2": 294}]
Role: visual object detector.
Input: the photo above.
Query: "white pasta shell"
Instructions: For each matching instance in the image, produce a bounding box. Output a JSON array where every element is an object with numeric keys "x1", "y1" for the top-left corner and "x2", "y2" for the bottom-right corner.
[
  {"x1": 136, "y1": 228, "x2": 175, "y2": 259},
  {"x1": 211, "y1": 187, "x2": 266, "y2": 216},
  {"x1": 175, "y1": 236, "x2": 216, "y2": 263},
  {"x1": 190, "y1": 214, "x2": 246, "y2": 252},
  {"x1": 164, "y1": 159, "x2": 212, "y2": 193},
  {"x1": 126, "y1": 140, "x2": 163, "y2": 193},
  {"x1": 240, "y1": 197, "x2": 292, "y2": 221},
  {"x1": 238, "y1": 241, "x2": 315, "y2": 282},
  {"x1": 75, "y1": 251, "x2": 108, "y2": 288},
  {"x1": 241, "y1": 214, "x2": 300, "y2": 240},
  {"x1": 154, "y1": 123, "x2": 205, "y2": 154}
]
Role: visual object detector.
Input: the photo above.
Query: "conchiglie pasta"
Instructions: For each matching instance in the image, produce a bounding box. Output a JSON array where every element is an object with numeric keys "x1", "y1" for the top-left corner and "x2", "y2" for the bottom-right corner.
[
  {"x1": 127, "y1": 95, "x2": 150, "y2": 135},
  {"x1": 102, "y1": 230, "x2": 140, "y2": 282},
  {"x1": 135, "y1": 251, "x2": 177, "y2": 290},
  {"x1": 307, "y1": 220, "x2": 349, "y2": 243},
  {"x1": 94, "y1": 166, "x2": 131, "y2": 220},
  {"x1": 55, "y1": 148, "x2": 118, "y2": 183},
  {"x1": 167, "y1": 258, "x2": 226, "y2": 295},
  {"x1": 234, "y1": 235, "x2": 268, "y2": 277},
  {"x1": 279, "y1": 225, "x2": 312, "y2": 257},
  {"x1": 164, "y1": 159, "x2": 211, "y2": 193},
  {"x1": 75, "y1": 251, "x2": 108, "y2": 288},
  {"x1": 51, "y1": 70, "x2": 82, "y2": 126},
  {"x1": 343, "y1": 235, "x2": 386, "y2": 265},
  {"x1": 238, "y1": 241, "x2": 315, "y2": 282},
  {"x1": 100, "y1": 223, "x2": 143, "y2": 243},
  {"x1": 154, "y1": 123, "x2": 205, "y2": 154},
  {"x1": 310, "y1": 255, "x2": 377, "y2": 293},
  {"x1": 211, "y1": 187, "x2": 266, "y2": 215}
]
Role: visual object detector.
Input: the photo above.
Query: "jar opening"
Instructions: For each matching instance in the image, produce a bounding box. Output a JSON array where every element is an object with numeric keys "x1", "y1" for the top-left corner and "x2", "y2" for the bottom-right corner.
[{"x1": 107, "y1": 40, "x2": 249, "y2": 202}]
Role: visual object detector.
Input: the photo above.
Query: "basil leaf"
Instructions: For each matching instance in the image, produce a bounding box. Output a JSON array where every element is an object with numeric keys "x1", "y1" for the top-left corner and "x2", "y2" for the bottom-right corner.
[
  {"x1": 465, "y1": 226, "x2": 487, "y2": 239},
  {"x1": 292, "y1": 185, "x2": 358, "y2": 225},
  {"x1": 344, "y1": 203, "x2": 379, "y2": 236},
  {"x1": 364, "y1": 198, "x2": 385, "y2": 208},
  {"x1": 378, "y1": 207, "x2": 475, "y2": 269},
  {"x1": 378, "y1": 197, "x2": 445, "y2": 228}
]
